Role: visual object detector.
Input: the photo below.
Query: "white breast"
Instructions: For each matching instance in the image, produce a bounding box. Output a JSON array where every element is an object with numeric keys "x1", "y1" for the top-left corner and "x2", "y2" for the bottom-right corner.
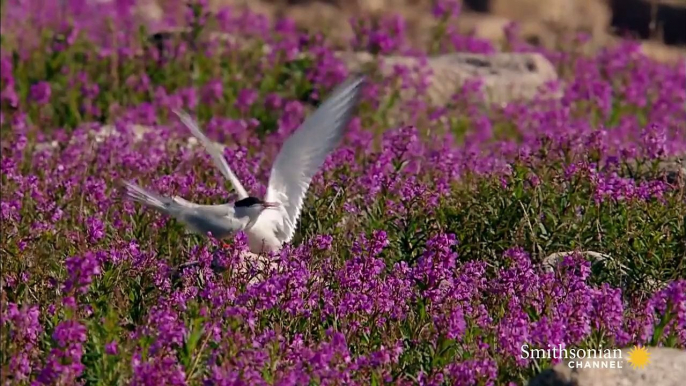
[{"x1": 245, "y1": 217, "x2": 284, "y2": 254}]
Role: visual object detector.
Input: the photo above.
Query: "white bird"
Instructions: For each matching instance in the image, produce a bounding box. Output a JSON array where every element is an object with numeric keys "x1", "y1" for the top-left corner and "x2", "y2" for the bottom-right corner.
[{"x1": 122, "y1": 74, "x2": 365, "y2": 254}]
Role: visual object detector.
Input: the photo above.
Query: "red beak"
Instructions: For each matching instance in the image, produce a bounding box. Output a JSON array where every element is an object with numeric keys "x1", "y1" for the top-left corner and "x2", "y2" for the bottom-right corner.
[{"x1": 262, "y1": 202, "x2": 279, "y2": 209}]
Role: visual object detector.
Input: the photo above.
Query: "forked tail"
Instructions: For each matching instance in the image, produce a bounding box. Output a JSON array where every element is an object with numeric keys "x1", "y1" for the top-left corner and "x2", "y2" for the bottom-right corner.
[{"x1": 121, "y1": 180, "x2": 182, "y2": 215}]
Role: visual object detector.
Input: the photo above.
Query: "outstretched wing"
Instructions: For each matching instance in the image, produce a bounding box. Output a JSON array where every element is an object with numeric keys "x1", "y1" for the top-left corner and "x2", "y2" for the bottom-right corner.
[
  {"x1": 261, "y1": 74, "x2": 366, "y2": 243},
  {"x1": 122, "y1": 180, "x2": 247, "y2": 238},
  {"x1": 173, "y1": 109, "x2": 249, "y2": 199}
]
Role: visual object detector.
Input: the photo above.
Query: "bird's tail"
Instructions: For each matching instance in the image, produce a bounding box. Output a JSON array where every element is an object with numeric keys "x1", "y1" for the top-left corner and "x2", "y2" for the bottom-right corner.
[
  {"x1": 171, "y1": 195, "x2": 198, "y2": 207},
  {"x1": 120, "y1": 180, "x2": 180, "y2": 215}
]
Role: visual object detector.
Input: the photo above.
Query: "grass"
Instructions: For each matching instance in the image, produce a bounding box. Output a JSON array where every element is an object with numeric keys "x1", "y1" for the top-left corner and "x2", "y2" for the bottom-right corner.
[{"x1": 1, "y1": 1, "x2": 685, "y2": 385}]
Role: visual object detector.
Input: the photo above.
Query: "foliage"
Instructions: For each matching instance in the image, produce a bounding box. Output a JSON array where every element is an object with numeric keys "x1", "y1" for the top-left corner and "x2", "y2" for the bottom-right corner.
[{"x1": 1, "y1": 1, "x2": 685, "y2": 385}]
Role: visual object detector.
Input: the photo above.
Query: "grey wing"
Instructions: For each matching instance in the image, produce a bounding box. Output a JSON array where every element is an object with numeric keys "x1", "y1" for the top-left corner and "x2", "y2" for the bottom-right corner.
[
  {"x1": 177, "y1": 205, "x2": 249, "y2": 239},
  {"x1": 263, "y1": 74, "x2": 366, "y2": 243},
  {"x1": 172, "y1": 109, "x2": 250, "y2": 199},
  {"x1": 122, "y1": 181, "x2": 246, "y2": 239}
]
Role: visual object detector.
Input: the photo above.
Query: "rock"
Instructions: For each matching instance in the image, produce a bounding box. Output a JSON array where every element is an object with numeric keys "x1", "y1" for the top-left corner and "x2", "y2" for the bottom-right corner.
[
  {"x1": 208, "y1": 0, "x2": 278, "y2": 20},
  {"x1": 184, "y1": 135, "x2": 228, "y2": 152},
  {"x1": 356, "y1": 0, "x2": 388, "y2": 14},
  {"x1": 637, "y1": 39, "x2": 686, "y2": 63},
  {"x1": 336, "y1": 51, "x2": 561, "y2": 105},
  {"x1": 33, "y1": 124, "x2": 153, "y2": 153},
  {"x1": 471, "y1": 0, "x2": 612, "y2": 41},
  {"x1": 542, "y1": 250, "x2": 668, "y2": 292},
  {"x1": 542, "y1": 250, "x2": 613, "y2": 273},
  {"x1": 33, "y1": 140, "x2": 61, "y2": 153},
  {"x1": 527, "y1": 347, "x2": 686, "y2": 386},
  {"x1": 91, "y1": 123, "x2": 230, "y2": 152},
  {"x1": 147, "y1": 27, "x2": 561, "y2": 105},
  {"x1": 134, "y1": 0, "x2": 164, "y2": 23},
  {"x1": 283, "y1": 2, "x2": 354, "y2": 48},
  {"x1": 91, "y1": 124, "x2": 151, "y2": 143},
  {"x1": 458, "y1": 13, "x2": 516, "y2": 42},
  {"x1": 32, "y1": 119, "x2": 233, "y2": 156},
  {"x1": 138, "y1": 0, "x2": 685, "y2": 64},
  {"x1": 146, "y1": 28, "x2": 270, "y2": 60},
  {"x1": 87, "y1": 0, "x2": 163, "y2": 24},
  {"x1": 619, "y1": 155, "x2": 686, "y2": 185}
]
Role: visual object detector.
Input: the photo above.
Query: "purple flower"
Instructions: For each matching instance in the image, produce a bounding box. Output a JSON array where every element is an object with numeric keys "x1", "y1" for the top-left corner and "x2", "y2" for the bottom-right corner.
[
  {"x1": 1, "y1": 57, "x2": 14, "y2": 85},
  {"x1": 63, "y1": 252, "x2": 102, "y2": 295},
  {"x1": 590, "y1": 283, "x2": 625, "y2": 336},
  {"x1": 411, "y1": 233, "x2": 459, "y2": 302},
  {"x1": 142, "y1": 306, "x2": 187, "y2": 355},
  {"x1": 447, "y1": 358, "x2": 498, "y2": 385},
  {"x1": 350, "y1": 14, "x2": 410, "y2": 55},
  {"x1": 86, "y1": 215, "x2": 106, "y2": 242},
  {"x1": 203, "y1": 79, "x2": 224, "y2": 103},
  {"x1": 235, "y1": 88, "x2": 259, "y2": 114},
  {"x1": 2, "y1": 3, "x2": 686, "y2": 383},
  {"x1": 497, "y1": 300, "x2": 531, "y2": 364},
  {"x1": 432, "y1": 0, "x2": 461, "y2": 19},
  {"x1": 105, "y1": 341, "x2": 118, "y2": 356},
  {"x1": 2, "y1": 304, "x2": 42, "y2": 382},
  {"x1": 647, "y1": 280, "x2": 686, "y2": 345},
  {"x1": 37, "y1": 320, "x2": 87, "y2": 384},
  {"x1": 131, "y1": 353, "x2": 187, "y2": 386},
  {"x1": 640, "y1": 124, "x2": 668, "y2": 159},
  {"x1": 2, "y1": 84, "x2": 19, "y2": 108},
  {"x1": 29, "y1": 81, "x2": 51, "y2": 105},
  {"x1": 445, "y1": 306, "x2": 467, "y2": 340}
]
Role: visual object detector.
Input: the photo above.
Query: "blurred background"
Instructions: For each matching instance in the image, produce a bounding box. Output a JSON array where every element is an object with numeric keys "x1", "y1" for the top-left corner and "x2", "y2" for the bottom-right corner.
[{"x1": 129, "y1": 0, "x2": 686, "y2": 62}]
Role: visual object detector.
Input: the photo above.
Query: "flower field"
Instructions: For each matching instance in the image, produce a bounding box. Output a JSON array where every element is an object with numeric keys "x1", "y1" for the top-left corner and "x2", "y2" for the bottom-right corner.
[{"x1": 1, "y1": 1, "x2": 685, "y2": 385}]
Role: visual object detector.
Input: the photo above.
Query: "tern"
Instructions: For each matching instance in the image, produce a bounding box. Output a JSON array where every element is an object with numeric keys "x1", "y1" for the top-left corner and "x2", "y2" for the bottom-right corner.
[{"x1": 122, "y1": 74, "x2": 365, "y2": 254}]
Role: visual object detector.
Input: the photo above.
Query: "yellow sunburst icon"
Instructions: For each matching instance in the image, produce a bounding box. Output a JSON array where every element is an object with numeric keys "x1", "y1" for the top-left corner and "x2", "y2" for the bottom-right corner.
[{"x1": 626, "y1": 345, "x2": 651, "y2": 370}]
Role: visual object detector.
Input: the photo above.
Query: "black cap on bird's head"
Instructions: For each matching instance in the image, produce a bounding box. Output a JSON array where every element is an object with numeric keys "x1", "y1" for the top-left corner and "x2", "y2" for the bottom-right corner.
[{"x1": 234, "y1": 196, "x2": 279, "y2": 210}]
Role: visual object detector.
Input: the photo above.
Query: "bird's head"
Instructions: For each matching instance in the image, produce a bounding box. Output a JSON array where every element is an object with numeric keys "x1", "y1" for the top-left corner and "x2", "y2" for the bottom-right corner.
[{"x1": 234, "y1": 196, "x2": 279, "y2": 219}]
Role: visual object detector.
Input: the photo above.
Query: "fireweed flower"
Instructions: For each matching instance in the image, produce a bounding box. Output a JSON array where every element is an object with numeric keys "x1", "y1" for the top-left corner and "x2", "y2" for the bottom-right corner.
[
  {"x1": 130, "y1": 353, "x2": 187, "y2": 386},
  {"x1": 63, "y1": 252, "x2": 102, "y2": 295},
  {"x1": 202, "y1": 79, "x2": 224, "y2": 103},
  {"x1": 640, "y1": 124, "x2": 669, "y2": 159},
  {"x1": 647, "y1": 280, "x2": 686, "y2": 344},
  {"x1": 36, "y1": 320, "x2": 87, "y2": 385},
  {"x1": 1, "y1": 304, "x2": 42, "y2": 382},
  {"x1": 235, "y1": 88, "x2": 259, "y2": 114},
  {"x1": 105, "y1": 341, "x2": 118, "y2": 356},
  {"x1": 29, "y1": 81, "x2": 51, "y2": 105},
  {"x1": 447, "y1": 357, "x2": 498, "y2": 385},
  {"x1": 432, "y1": 0, "x2": 461, "y2": 19},
  {"x1": 2, "y1": 2, "x2": 686, "y2": 384}
]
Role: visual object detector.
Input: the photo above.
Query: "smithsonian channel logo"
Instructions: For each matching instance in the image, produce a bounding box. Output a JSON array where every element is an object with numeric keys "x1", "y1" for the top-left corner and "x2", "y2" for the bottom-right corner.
[{"x1": 521, "y1": 344, "x2": 652, "y2": 369}]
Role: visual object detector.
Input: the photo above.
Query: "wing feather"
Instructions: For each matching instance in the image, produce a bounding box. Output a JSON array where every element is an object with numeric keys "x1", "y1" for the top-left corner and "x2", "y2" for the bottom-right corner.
[
  {"x1": 122, "y1": 180, "x2": 246, "y2": 238},
  {"x1": 262, "y1": 74, "x2": 366, "y2": 243},
  {"x1": 173, "y1": 109, "x2": 250, "y2": 199}
]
